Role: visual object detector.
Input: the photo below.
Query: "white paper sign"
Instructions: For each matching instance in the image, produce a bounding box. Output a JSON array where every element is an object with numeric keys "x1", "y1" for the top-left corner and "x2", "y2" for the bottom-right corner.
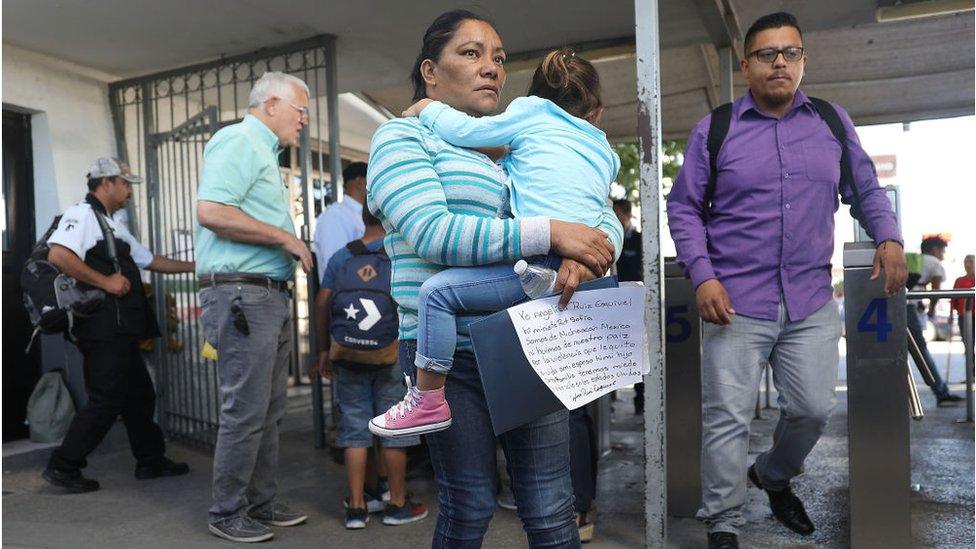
[{"x1": 507, "y1": 286, "x2": 646, "y2": 410}]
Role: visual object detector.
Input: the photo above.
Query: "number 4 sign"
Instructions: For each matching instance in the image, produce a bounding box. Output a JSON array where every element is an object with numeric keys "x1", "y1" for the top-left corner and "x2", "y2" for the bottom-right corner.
[{"x1": 857, "y1": 298, "x2": 894, "y2": 342}]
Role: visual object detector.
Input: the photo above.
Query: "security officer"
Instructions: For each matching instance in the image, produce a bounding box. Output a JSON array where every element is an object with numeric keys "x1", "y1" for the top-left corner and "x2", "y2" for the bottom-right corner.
[{"x1": 43, "y1": 157, "x2": 195, "y2": 493}]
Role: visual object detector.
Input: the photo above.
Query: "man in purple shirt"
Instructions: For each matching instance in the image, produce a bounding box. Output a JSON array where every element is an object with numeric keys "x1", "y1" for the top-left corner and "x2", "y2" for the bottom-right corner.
[{"x1": 668, "y1": 13, "x2": 907, "y2": 549}]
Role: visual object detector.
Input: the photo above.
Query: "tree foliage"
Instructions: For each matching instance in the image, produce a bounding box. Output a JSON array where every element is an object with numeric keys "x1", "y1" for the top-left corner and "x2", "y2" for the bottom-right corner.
[{"x1": 610, "y1": 140, "x2": 686, "y2": 205}]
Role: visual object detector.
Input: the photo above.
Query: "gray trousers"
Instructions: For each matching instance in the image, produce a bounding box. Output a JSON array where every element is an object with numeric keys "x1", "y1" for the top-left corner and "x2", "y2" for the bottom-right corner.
[
  {"x1": 698, "y1": 299, "x2": 842, "y2": 534},
  {"x1": 201, "y1": 283, "x2": 292, "y2": 522}
]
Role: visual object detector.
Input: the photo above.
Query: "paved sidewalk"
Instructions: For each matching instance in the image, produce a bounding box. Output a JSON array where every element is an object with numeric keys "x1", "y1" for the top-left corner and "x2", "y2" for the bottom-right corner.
[{"x1": 3, "y1": 380, "x2": 973, "y2": 548}]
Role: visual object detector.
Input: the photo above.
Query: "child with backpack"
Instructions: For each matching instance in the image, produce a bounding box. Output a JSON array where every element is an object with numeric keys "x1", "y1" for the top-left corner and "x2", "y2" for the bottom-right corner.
[
  {"x1": 313, "y1": 207, "x2": 428, "y2": 529},
  {"x1": 368, "y1": 48, "x2": 620, "y2": 438}
]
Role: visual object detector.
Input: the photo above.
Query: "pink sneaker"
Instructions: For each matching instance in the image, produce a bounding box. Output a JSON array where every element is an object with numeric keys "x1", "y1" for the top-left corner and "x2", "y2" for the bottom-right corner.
[{"x1": 369, "y1": 377, "x2": 452, "y2": 438}]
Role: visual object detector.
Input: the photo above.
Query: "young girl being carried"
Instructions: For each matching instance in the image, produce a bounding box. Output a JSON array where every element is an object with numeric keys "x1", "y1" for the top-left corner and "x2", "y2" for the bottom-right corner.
[{"x1": 369, "y1": 48, "x2": 620, "y2": 438}]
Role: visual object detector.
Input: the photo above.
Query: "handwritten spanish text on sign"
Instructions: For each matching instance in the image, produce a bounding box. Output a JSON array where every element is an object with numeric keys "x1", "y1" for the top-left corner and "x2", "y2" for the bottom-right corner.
[{"x1": 507, "y1": 286, "x2": 646, "y2": 410}]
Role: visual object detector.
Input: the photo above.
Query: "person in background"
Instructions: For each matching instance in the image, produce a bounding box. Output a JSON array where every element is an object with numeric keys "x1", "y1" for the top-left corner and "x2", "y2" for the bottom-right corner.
[
  {"x1": 195, "y1": 71, "x2": 314, "y2": 543},
  {"x1": 951, "y1": 254, "x2": 974, "y2": 334},
  {"x1": 313, "y1": 162, "x2": 368, "y2": 284},
  {"x1": 908, "y1": 235, "x2": 962, "y2": 405},
  {"x1": 43, "y1": 157, "x2": 193, "y2": 494},
  {"x1": 311, "y1": 160, "x2": 391, "y2": 498},
  {"x1": 613, "y1": 198, "x2": 643, "y2": 414},
  {"x1": 667, "y1": 12, "x2": 907, "y2": 548},
  {"x1": 311, "y1": 208, "x2": 428, "y2": 529}
]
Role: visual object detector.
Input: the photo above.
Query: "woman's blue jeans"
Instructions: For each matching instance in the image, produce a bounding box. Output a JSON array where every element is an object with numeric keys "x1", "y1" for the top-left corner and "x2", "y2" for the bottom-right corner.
[{"x1": 399, "y1": 340, "x2": 580, "y2": 548}]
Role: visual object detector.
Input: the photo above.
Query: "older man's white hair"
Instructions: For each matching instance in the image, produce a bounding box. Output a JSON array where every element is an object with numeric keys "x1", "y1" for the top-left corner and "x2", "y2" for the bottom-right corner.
[{"x1": 248, "y1": 72, "x2": 310, "y2": 109}]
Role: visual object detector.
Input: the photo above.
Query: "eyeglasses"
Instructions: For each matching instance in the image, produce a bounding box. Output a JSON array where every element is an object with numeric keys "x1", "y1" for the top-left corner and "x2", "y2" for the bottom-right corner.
[
  {"x1": 747, "y1": 46, "x2": 805, "y2": 64},
  {"x1": 288, "y1": 103, "x2": 309, "y2": 119}
]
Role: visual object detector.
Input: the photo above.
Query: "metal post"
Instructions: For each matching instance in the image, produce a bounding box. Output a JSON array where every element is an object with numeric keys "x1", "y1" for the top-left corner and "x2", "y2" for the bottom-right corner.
[
  {"x1": 843, "y1": 242, "x2": 911, "y2": 548},
  {"x1": 718, "y1": 46, "x2": 735, "y2": 105},
  {"x1": 325, "y1": 35, "x2": 342, "y2": 205},
  {"x1": 961, "y1": 310, "x2": 974, "y2": 423},
  {"x1": 635, "y1": 0, "x2": 666, "y2": 545},
  {"x1": 907, "y1": 327, "x2": 937, "y2": 386},
  {"x1": 907, "y1": 370, "x2": 924, "y2": 420},
  {"x1": 664, "y1": 260, "x2": 701, "y2": 517},
  {"x1": 323, "y1": 35, "x2": 343, "y2": 433},
  {"x1": 141, "y1": 82, "x2": 169, "y2": 433},
  {"x1": 298, "y1": 122, "x2": 325, "y2": 448},
  {"x1": 946, "y1": 310, "x2": 955, "y2": 375}
]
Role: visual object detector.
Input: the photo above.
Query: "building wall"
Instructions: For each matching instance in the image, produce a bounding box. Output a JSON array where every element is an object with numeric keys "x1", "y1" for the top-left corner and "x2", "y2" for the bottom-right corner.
[
  {"x1": 3, "y1": 45, "x2": 120, "y2": 391},
  {"x1": 2, "y1": 44, "x2": 118, "y2": 232}
]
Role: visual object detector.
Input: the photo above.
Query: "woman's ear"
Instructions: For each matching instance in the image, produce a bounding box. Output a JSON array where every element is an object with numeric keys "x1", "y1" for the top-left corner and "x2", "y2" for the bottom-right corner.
[{"x1": 420, "y1": 59, "x2": 437, "y2": 91}]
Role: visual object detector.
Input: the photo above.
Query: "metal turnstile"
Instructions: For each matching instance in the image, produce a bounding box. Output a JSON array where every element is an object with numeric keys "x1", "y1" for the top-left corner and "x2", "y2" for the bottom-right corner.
[
  {"x1": 843, "y1": 242, "x2": 911, "y2": 548},
  {"x1": 664, "y1": 260, "x2": 702, "y2": 517}
]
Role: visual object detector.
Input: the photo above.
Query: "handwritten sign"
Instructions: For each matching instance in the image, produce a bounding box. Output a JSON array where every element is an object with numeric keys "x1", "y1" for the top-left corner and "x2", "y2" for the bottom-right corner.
[{"x1": 507, "y1": 286, "x2": 646, "y2": 409}]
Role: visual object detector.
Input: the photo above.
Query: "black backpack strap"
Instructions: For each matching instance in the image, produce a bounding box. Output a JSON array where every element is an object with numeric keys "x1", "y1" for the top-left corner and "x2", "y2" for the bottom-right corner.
[
  {"x1": 92, "y1": 211, "x2": 121, "y2": 273},
  {"x1": 704, "y1": 102, "x2": 734, "y2": 220},
  {"x1": 808, "y1": 97, "x2": 861, "y2": 218}
]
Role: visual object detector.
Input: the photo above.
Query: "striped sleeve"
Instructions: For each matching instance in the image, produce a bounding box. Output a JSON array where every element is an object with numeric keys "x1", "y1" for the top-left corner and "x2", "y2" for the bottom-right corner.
[{"x1": 367, "y1": 119, "x2": 524, "y2": 267}]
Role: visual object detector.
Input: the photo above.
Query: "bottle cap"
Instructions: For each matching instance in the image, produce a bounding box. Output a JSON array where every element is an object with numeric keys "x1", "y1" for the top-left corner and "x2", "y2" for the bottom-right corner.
[{"x1": 513, "y1": 260, "x2": 528, "y2": 275}]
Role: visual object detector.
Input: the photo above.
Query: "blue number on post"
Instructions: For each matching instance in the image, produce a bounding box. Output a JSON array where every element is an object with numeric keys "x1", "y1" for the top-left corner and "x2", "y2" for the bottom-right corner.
[
  {"x1": 857, "y1": 298, "x2": 893, "y2": 342},
  {"x1": 666, "y1": 305, "x2": 692, "y2": 343}
]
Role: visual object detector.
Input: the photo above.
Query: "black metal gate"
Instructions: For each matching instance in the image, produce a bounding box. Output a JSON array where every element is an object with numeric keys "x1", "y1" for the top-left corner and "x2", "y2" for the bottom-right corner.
[
  {"x1": 108, "y1": 36, "x2": 342, "y2": 448},
  {"x1": 148, "y1": 106, "x2": 220, "y2": 446}
]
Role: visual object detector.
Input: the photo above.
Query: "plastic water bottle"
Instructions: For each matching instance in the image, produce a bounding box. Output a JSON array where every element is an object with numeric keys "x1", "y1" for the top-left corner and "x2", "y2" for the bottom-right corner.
[{"x1": 514, "y1": 260, "x2": 558, "y2": 299}]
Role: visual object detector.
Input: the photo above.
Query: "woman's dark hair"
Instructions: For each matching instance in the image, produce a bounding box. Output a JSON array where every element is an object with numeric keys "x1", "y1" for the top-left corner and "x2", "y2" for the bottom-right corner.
[
  {"x1": 411, "y1": 10, "x2": 493, "y2": 101},
  {"x1": 527, "y1": 48, "x2": 602, "y2": 122}
]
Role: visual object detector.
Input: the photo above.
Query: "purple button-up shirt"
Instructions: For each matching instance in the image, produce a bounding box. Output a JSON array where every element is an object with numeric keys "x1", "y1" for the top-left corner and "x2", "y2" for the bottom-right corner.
[{"x1": 667, "y1": 90, "x2": 901, "y2": 322}]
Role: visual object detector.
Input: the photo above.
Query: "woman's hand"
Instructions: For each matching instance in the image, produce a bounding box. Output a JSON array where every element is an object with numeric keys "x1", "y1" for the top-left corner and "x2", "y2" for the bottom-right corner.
[
  {"x1": 402, "y1": 98, "x2": 434, "y2": 117},
  {"x1": 550, "y1": 220, "x2": 614, "y2": 277},
  {"x1": 553, "y1": 258, "x2": 602, "y2": 310}
]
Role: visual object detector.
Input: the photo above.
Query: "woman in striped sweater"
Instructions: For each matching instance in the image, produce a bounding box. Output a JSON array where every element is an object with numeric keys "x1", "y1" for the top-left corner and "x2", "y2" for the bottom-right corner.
[{"x1": 365, "y1": 10, "x2": 623, "y2": 548}]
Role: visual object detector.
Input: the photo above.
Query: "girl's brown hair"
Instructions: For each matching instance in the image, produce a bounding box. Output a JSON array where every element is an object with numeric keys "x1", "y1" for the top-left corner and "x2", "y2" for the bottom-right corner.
[{"x1": 527, "y1": 48, "x2": 602, "y2": 122}]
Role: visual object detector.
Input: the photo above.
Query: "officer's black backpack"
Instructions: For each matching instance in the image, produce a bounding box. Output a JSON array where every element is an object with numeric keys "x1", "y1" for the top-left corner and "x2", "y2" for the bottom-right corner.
[{"x1": 21, "y1": 211, "x2": 119, "y2": 351}]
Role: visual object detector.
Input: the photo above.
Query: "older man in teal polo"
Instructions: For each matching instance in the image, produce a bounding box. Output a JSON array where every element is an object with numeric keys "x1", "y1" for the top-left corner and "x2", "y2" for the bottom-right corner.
[{"x1": 195, "y1": 71, "x2": 313, "y2": 543}]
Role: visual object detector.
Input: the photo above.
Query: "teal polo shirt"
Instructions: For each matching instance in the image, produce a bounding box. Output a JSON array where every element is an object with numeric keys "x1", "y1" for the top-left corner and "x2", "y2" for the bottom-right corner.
[{"x1": 195, "y1": 115, "x2": 296, "y2": 280}]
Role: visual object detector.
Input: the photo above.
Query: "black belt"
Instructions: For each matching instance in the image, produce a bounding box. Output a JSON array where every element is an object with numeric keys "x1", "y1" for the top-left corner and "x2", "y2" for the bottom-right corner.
[{"x1": 199, "y1": 273, "x2": 292, "y2": 293}]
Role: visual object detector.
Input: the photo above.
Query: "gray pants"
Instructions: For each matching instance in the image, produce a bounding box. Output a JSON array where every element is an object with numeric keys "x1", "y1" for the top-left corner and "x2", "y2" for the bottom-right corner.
[
  {"x1": 201, "y1": 283, "x2": 292, "y2": 522},
  {"x1": 698, "y1": 299, "x2": 842, "y2": 534}
]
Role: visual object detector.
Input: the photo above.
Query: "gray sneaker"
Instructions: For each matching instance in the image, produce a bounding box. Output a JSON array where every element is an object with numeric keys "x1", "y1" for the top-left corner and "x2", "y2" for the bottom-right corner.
[
  {"x1": 249, "y1": 502, "x2": 308, "y2": 527},
  {"x1": 208, "y1": 515, "x2": 274, "y2": 543}
]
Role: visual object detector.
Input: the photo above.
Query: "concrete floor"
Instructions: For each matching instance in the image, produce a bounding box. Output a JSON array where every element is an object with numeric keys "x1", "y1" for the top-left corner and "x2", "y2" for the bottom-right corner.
[{"x1": 3, "y1": 344, "x2": 973, "y2": 548}]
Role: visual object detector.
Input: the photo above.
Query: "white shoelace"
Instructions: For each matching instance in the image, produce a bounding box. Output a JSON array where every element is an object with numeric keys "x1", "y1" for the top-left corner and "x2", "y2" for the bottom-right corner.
[{"x1": 391, "y1": 375, "x2": 422, "y2": 420}]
